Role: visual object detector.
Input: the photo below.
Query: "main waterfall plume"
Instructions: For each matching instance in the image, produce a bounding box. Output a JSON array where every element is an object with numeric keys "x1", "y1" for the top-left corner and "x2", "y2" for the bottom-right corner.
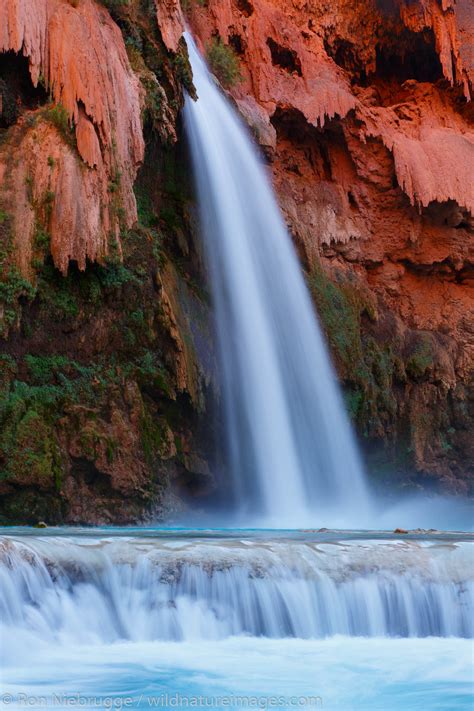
[{"x1": 183, "y1": 34, "x2": 369, "y2": 524}]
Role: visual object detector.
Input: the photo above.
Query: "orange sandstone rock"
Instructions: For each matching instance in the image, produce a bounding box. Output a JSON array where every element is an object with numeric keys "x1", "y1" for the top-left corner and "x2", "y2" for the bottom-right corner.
[
  {"x1": 399, "y1": 0, "x2": 473, "y2": 99},
  {"x1": 0, "y1": 0, "x2": 144, "y2": 274},
  {"x1": 355, "y1": 83, "x2": 474, "y2": 214},
  {"x1": 155, "y1": 0, "x2": 185, "y2": 53},
  {"x1": 190, "y1": 0, "x2": 356, "y2": 128},
  {"x1": 187, "y1": 0, "x2": 474, "y2": 487}
]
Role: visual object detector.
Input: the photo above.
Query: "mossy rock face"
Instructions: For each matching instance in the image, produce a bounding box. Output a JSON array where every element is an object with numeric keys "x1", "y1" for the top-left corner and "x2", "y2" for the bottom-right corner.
[
  {"x1": 0, "y1": 78, "x2": 18, "y2": 127},
  {"x1": 308, "y1": 261, "x2": 471, "y2": 492},
  {"x1": 405, "y1": 335, "x2": 434, "y2": 379},
  {"x1": 206, "y1": 37, "x2": 242, "y2": 88},
  {"x1": 3, "y1": 409, "x2": 62, "y2": 491},
  {"x1": 0, "y1": 489, "x2": 64, "y2": 526},
  {"x1": 0, "y1": 210, "x2": 36, "y2": 337},
  {"x1": 308, "y1": 263, "x2": 398, "y2": 439},
  {"x1": 0, "y1": 128, "x2": 216, "y2": 524}
]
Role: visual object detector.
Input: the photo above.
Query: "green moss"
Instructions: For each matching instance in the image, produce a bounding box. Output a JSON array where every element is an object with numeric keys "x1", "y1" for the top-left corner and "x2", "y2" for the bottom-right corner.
[
  {"x1": 344, "y1": 389, "x2": 364, "y2": 421},
  {"x1": 0, "y1": 383, "x2": 63, "y2": 491},
  {"x1": 8, "y1": 410, "x2": 62, "y2": 489},
  {"x1": 141, "y1": 410, "x2": 164, "y2": 465},
  {"x1": 0, "y1": 266, "x2": 36, "y2": 336},
  {"x1": 308, "y1": 263, "x2": 399, "y2": 436},
  {"x1": 134, "y1": 350, "x2": 172, "y2": 396},
  {"x1": 34, "y1": 228, "x2": 50, "y2": 252},
  {"x1": 99, "y1": 0, "x2": 130, "y2": 9},
  {"x1": 135, "y1": 188, "x2": 160, "y2": 230},
  {"x1": 206, "y1": 37, "x2": 242, "y2": 88},
  {"x1": 25, "y1": 354, "x2": 73, "y2": 385},
  {"x1": 0, "y1": 354, "x2": 17, "y2": 394},
  {"x1": 37, "y1": 264, "x2": 80, "y2": 319},
  {"x1": 172, "y1": 42, "x2": 194, "y2": 94},
  {"x1": 108, "y1": 172, "x2": 122, "y2": 194},
  {"x1": 406, "y1": 336, "x2": 433, "y2": 379},
  {"x1": 309, "y1": 263, "x2": 367, "y2": 371},
  {"x1": 42, "y1": 103, "x2": 75, "y2": 146}
]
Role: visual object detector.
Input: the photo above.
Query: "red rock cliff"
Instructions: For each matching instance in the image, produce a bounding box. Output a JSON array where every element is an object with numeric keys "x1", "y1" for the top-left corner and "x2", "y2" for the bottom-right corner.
[
  {"x1": 0, "y1": 0, "x2": 472, "y2": 525},
  {"x1": 0, "y1": 0, "x2": 144, "y2": 276},
  {"x1": 187, "y1": 0, "x2": 473, "y2": 491}
]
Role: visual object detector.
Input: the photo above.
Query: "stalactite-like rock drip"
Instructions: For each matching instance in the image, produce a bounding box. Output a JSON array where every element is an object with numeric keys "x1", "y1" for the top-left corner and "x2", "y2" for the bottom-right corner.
[
  {"x1": 399, "y1": 0, "x2": 473, "y2": 100},
  {"x1": 355, "y1": 83, "x2": 474, "y2": 215},
  {"x1": 187, "y1": 0, "x2": 474, "y2": 487},
  {"x1": 0, "y1": 0, "x2": 144, "y2": 274},
  {"x1": 155, "y1": 0, "x2": 185, "y2": 53},
  {"x1": 188, "y1": 0, "x2": 473, "y2": 217},
  {"x1": 189, "y1": 0, "x2": 356, "y2": 129}
]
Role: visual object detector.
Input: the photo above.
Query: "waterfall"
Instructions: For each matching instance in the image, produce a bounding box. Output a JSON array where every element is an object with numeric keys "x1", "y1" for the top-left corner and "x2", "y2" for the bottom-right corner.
[
  {"x1": 2, "y1": 536, "x2": 472, "y2": 643},
  {"x1": 183, "y1": 34, "x2": 370, "y2": 525}
]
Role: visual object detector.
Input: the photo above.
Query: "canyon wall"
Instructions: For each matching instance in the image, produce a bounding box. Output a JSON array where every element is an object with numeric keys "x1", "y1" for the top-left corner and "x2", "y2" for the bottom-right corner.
[
  {"x1": 0, "y1": 0, "x2": 472, "y2": 523},
  {"x1": 187, "y1": 0, "x2": 473, "y2": 495},
  {"x1": 0, "y1": 0, "x2": 218, "y2": 524}
]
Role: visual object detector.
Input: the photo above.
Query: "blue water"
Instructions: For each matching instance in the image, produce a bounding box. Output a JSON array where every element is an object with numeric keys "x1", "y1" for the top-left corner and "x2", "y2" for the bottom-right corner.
[
  {"x1": 1, "y1": 529, "x2": 473, "y2": 710},
  {"x1": 2, "y1": 634, "x2": 473, "y2": 710}
]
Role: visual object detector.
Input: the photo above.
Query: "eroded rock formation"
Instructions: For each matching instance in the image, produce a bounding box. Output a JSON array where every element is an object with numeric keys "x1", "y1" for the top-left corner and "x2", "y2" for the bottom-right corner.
[
  {"x1": 0, "y1": 0, "x2": 472, "y2": 523},
  {"x1": 187, "y1": 0, "x2": 473, "y2": 492},
  {"x1": 0, "y1": 0, "x2": 215, "y2": 524},
  {"x1": 0, "y1": 0, "x2": 144, "y2": 276}
]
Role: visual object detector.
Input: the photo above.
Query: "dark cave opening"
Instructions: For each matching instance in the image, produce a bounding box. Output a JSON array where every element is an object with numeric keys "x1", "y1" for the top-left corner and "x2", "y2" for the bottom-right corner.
[
  {"x1": 0, "y1": 51, "x2": 48, "y2": 128},
  {"x1": 267, "y1": 38, "x2": 303, "y2": 77},
  {"x1": 324, "y1": 39, "x2": 368, "y2": 82},
  {"x1": 228, "y1": 33, "x2": 245, "y2": 56},
  {"x1": 236, "y1": 0, "x2": 254, "y2": 18},
  {"x1": 374, "y1": 29, "x2": 444, "y2": 84},
  {"x1": 325, "y1": 27, "x2": 443, "y2": 88}
]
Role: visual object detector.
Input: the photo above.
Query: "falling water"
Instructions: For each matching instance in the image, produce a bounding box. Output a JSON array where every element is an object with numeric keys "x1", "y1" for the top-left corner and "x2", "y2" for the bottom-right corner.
[
  {"x1": 183, "y1": 34, "x2": 370, "y2": 525},
  {"x1": 2, "y1": 535, "x2": 473, "y2": 643}
]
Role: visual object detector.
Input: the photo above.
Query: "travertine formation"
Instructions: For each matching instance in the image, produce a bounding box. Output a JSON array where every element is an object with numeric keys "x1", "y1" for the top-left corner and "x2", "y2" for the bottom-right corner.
[
  {"x1": 188, "y1": 0, "x2": 473, "y2": 489},
  {"x1": 155, "y1": 0, "x2": 184, "y2": 52},
  {"x1": 0, "y1": 0, "x2": 472, "y2": 522},
  {"x1": 0, "y1": 0, "x2": 144, "y2": 274}
]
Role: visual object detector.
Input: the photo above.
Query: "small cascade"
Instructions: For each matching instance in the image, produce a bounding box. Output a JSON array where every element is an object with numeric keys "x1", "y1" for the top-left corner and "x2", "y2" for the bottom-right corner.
[
  {"x1": 1, "y1": 536, "x2": 472, "y2": 643},
  {"x1": 183, "y1": 34, "x2": 370, "y2": 525}
]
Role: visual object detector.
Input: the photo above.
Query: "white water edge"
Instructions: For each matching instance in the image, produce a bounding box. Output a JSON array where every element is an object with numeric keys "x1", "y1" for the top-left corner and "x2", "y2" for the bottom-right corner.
[
  {"x1": 1, "y1": 535, "x2": 472, "y2": 642},
  {"x1": 183, "y1": 33, "x2": 370, "y2": 527},
  {"x1": 1, "y1": 532, "x2": 472, "y2": 710}
]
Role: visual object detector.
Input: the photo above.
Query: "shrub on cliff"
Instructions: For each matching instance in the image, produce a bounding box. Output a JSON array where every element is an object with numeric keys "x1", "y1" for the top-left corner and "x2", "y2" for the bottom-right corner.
[{"x1": 206, "y1": 37, "x2": 242, "y2": 88}]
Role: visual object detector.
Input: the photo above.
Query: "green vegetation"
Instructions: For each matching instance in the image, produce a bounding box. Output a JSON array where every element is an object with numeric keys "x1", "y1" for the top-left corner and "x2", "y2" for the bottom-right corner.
[
  {"x1": 99, "y1": 0, "x2": 130, "y2": 11},
  {"x1": 309, "y1": 263, "x2": 398, "y2": 438},
  {"x1": 0, "y1": 210, "x2": 36, "y2": 336},
  {"x1": 0, "y1": 12, "x2": 211, "y2": 522},
  {"x1": 182, "y1": 0, "x2": 208, "y2": 11},
  {"x1": 42, "y1": 103, "x2": 75, "y2": 145},
  {"x1": 0, "y1": 267, "x2": 35, "y2": 335},
  {"x1": 206, "y1": 37, "x2": 242, "y2": 88},
  {"x1": 309, "y1": 263, "x2": 376, "y2": 372},
  {"x1": 141, "y1": 407, "x2": 165, "y2": 465},
  {"x1": 308, "y1": 262, "x2": 450, "y2": 482},
  {"x1": 406, "y1": 335, "x2": 433, "y2": 379},
  {"x1": 0, "y1": 379, "x2": 63, "y2": 493},
  {"x1": 172, "y1": 43, "x2": 194, "y2": 94}
]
